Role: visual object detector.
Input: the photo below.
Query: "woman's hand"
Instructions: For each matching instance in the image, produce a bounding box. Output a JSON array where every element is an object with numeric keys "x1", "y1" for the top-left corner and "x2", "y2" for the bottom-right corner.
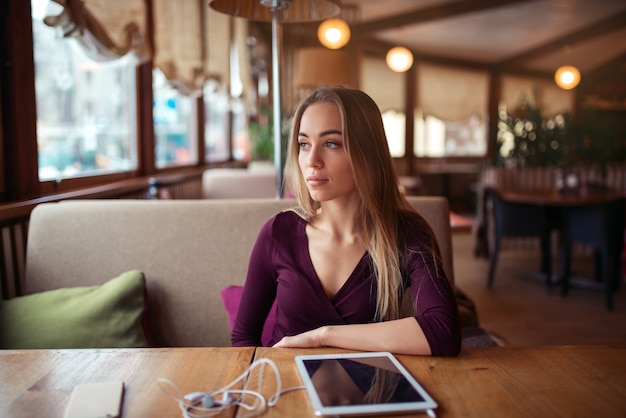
[{"x1": 272, "y1": 326, "x2": 328, "y2": 348}]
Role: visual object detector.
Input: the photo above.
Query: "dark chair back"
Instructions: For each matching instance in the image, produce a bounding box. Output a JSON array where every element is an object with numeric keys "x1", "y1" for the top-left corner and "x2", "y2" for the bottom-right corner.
[
  {"x1": 486, "y1": 188, "x2": 554, "y2": 288},
  {"x1": 563, "y1": 197, "x2": 625, "y2": 310}
]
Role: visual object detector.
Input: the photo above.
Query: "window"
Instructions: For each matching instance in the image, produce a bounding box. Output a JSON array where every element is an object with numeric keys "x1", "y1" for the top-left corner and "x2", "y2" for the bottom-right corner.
[
  {"x1": 153, "y1": 69, "x2": 197, "y2": 167},
  {"x1": 32, "y1": 0, "x2": 137, "y2": 181},
  {"x1": 361, "y1": 56, "x2": 406, "y2": 157},
  {"x1": 203, "y1": 80, "x2": 231, "y2": 162},
  {"x1": 414, "y1": 112, "x2": 487, "y2": 157},
  {"x1": 415, "y1": 63, "x2": 489, "y2": 158},
  {"x1": 381, "y1": 110, "x2": 406, "y2": 157},
  {"x1": 230, "y1": 98, "x2": 250, "y2": 161}
]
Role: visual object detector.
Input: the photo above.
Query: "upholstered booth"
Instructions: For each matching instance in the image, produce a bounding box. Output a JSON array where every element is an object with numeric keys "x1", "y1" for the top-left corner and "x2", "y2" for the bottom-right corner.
[{"x1": 4, "y1": 196, "x2": 496, "y2": 349}]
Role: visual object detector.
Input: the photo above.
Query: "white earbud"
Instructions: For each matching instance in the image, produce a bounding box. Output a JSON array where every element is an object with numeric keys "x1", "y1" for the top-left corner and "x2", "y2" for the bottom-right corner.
[{"x1": 201, "y1": 394, "x2": 215, "y2": 408}]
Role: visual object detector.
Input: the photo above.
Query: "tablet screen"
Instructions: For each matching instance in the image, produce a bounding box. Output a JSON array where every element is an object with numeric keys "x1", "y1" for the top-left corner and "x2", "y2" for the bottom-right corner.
[{"x1": 295, "y1": 352, "x2": 437, "y2": 416}]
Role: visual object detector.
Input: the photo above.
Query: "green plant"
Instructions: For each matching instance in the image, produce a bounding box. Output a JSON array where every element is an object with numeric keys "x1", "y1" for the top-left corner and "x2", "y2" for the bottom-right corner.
[
  {"x1": 249, "y1": 110, "x2": 274, "y2": 161},
  {"x1": 494, "y1": 96, "x2": 625, "y2": 171},
  {"x1": 495, "y1": 101, "x2": 572, "y2": 168}
]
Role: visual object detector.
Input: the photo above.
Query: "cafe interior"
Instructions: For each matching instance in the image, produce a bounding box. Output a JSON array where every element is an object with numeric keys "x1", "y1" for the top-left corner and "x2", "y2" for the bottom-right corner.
[{"x1": 1, "y1": 1, "x2": 626, "y2": 416}]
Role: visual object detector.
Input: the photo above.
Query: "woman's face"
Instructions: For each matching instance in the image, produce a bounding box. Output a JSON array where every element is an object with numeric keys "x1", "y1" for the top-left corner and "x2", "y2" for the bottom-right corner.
[{"x1": 297, "y1": 102, "x2": 356, "y2": 203}]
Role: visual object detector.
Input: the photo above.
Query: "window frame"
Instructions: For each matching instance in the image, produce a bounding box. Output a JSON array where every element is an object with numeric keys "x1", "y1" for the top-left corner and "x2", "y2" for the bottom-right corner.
[{"x1": 0, "y1": 0, "x2": 238, "y2": 201}]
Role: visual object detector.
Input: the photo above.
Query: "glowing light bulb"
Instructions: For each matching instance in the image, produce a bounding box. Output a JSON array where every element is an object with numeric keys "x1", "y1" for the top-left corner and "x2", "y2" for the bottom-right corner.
[
  {"x1": 318, "y1": 19, "x2": 350, "y2": 49},
  {"x1": 554, "y1": 65, "x2": 581, "y2": 90},
  {"x1": 386, "y1": 47, "x2": 413, "y2": 72}
]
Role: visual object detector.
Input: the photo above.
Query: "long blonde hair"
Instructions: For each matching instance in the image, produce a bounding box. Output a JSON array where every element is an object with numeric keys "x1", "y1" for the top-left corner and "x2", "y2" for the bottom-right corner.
[{"x1": 285, "y1": 87, "x2": 439, "y2": 321}]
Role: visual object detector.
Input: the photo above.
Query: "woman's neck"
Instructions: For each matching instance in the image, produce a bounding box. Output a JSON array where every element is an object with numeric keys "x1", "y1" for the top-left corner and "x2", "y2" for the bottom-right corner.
[{"x1": 312, "y1": 196, "x2": 361, "y2": 243}]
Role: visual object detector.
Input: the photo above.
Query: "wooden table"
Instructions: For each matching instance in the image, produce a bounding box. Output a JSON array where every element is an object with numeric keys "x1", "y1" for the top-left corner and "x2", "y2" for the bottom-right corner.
[
  {"x1": 255, "y1": 346, "x2": 626, "y2": 417},
  {"x1": 495, "y1": 188, "x2": 625, "y2": 303},
  {"x1": 0, "y1": 347, "x2": 254, "y2": 418},
  {"x1": 2, "y1": 345, "x2": 625, "y2": 418},
  {"x1": 497, "y1": 188, "x2": 623, "y2": 208}
]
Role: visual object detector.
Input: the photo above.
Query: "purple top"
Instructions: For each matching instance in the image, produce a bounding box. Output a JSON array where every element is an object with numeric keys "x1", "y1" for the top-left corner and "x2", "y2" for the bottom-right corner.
[{"x1": 232, "y1": 210, "x2": 461, "y2": 356}]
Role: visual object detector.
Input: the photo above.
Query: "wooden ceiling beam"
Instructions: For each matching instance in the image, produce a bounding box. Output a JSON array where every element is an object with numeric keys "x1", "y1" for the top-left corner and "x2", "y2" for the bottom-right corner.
[
  {"x1": 360, "y1": 36, "x2": 490, "y2": 71},
  {"x1": 500, "y1": 10, "x2": 626, "y2": 69},
  {"x1": 354, "y1": 0, "x2": 533, "y2": 34}
]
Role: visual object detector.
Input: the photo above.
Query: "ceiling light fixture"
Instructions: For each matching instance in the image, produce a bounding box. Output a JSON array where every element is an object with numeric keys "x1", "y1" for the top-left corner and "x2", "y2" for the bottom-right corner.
[
  {"x1": 317, "y1": 18, "x2": 350, "y2": 49},
  {"x1": 554, "y1": 65, "x2": 581, "y2": 90},
  {"x1": 386, "y1": 46, "x2": 413, "y2": 72}
]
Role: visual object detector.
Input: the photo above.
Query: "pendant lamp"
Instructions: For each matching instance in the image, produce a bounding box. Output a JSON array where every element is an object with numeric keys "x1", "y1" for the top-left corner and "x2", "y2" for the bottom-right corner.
[
  {"x1": 318, "y1": 18, "x2": 350, "y2": 49},
  {"x1": 554, "y1": 65, "x2": 581, "y2": 90},
  {"x1": 210, "y1": 0, "x2": 341, "y2": 197},
  {"x1": 386, "y1": 46, "x2": 413, "y2": 73}
]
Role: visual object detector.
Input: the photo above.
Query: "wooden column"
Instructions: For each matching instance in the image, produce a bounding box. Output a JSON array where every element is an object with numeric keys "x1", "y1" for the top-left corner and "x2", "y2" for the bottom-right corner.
[
  {"x1": 0, "y1": 0, "x2": 40, "y2": 200},
  {"x1": 487, "y1": 65, "x2": 501, "y2": 165},
  {"x1": 405, "y1": 64, "x2": 417, "y2": 176}
]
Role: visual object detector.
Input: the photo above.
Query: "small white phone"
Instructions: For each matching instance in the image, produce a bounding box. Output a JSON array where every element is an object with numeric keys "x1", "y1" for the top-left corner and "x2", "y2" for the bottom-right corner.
[{"x1": 64, "y1": 381, "x2": 124, "y2": 418}]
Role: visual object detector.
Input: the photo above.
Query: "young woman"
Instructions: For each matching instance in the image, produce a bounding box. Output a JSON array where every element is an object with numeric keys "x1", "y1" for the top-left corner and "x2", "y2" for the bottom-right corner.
[{"x1": 232, "y1": 87, "x2": 460, "y2": 356}]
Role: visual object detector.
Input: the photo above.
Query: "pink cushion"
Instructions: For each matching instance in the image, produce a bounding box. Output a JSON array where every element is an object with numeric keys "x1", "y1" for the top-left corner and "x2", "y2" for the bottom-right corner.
[{"x1": 220, "y1": 285, "x2": 276, "y2": 346}]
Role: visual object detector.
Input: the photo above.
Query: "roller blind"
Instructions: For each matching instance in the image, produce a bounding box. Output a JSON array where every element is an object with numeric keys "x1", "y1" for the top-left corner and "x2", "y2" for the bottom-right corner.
[
  {"x1": 417, "y1": 63, "x2": 488, "y2": 121},
  {"x1": 44, "y1": 0, "x2": 149, "y2": 63},
  {"x1": 153, "y1": 0, "x2": 203, "y2": 94},
  {"x1": 501, "y1": 75, "x2": 574, "y2": 116},
  {"x1": 155, "y1": 1, "x2": 242, "y2": 96},
  {"x1": 204, "y1": 5, "x2": 231, "y2": 85},
  {"x1": 361, "y1": 56, "x2": 404, "y2": 113}
]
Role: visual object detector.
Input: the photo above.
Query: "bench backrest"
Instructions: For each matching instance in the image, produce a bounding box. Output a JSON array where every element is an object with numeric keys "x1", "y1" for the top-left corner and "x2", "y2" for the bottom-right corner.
[{"x1": 25, "y1": 196, "x2": 452, "y2": 347}]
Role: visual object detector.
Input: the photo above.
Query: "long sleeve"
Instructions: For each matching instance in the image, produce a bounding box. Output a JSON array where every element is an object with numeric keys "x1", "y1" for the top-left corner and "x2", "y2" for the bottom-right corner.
[
  {"x1": 403, "y1": 216, "x2": 461, "y2": 356},
  {"x1": 231, "y1": 217, "x2": 278, "y2": 346}
]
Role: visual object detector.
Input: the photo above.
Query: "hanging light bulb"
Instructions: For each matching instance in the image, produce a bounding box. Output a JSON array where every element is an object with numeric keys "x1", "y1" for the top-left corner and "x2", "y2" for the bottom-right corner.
[
  {"x1": 386, "y1": 46, "x2": 413, "y2": 72},
  {"x1": 318, "y1": 18, "x2": 350, "y2": 49},
  {"x1": 554, "y1": 65, "x2": 581, "y2": 90}
]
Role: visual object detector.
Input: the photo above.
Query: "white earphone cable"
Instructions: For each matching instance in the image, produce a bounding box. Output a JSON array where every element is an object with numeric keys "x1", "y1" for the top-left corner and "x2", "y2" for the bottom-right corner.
[{"x1": 158, "y1": 357, "x2": 305, "y2": 418}]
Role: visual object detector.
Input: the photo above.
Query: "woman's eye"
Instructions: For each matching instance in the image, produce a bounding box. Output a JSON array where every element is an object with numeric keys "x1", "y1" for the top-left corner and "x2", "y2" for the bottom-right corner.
[
  {"x1": 326, "y1": 141, "x2": 341, "y2": 149},
  {"x1": 298, "y1": 141, "x2": 310, "y2": 150}
]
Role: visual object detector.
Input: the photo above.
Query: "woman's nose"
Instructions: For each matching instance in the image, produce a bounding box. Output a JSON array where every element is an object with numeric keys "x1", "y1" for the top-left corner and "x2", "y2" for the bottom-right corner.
[{"x1": 307, "y1": 146, "x2": 322, "y2": 167}]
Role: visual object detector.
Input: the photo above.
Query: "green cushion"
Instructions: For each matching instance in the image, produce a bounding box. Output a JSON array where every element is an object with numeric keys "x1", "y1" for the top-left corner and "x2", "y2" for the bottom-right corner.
[{"x1": 0, "y1": 270, "x2": 151, "y2": 349}]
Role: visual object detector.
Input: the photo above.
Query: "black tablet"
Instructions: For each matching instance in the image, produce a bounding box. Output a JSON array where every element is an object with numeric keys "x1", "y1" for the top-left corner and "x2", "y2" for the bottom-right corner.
[{"x1": 295, "y1": 352, "x2": 437, "y2": 416}]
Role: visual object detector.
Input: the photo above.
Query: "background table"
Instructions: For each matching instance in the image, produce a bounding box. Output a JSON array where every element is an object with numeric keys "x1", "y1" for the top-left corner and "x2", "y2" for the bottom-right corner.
[
  {"x1": 496, "y1": 188, "x2": 625, "y2": 309},
  {"x1": 497, "y1": 188, "x2": 623, "y2": 208}
]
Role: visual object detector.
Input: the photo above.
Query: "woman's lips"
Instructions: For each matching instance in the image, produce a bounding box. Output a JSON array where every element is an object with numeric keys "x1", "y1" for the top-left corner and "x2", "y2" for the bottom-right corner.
[{"x1": 306, "y1": 176, "x2": 328, "y2": 186}]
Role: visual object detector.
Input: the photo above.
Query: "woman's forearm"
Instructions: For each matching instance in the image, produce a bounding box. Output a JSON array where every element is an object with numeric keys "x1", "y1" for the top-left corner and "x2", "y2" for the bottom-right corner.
[{"x1": 274, "y1": 317, "x2": 432, "y2": 356}]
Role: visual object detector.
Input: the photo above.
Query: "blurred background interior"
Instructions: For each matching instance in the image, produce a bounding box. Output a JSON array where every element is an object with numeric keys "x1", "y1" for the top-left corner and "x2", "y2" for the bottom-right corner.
[{"x1": 2, "y1": 0, "x2": 626, "y2": 345}]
